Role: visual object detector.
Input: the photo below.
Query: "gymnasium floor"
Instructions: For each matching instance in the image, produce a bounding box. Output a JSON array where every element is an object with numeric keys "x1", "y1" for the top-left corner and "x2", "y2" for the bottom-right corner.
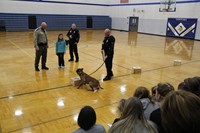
[{"x1": 0, "y1": 30, "x2": 200, "y2": 133}]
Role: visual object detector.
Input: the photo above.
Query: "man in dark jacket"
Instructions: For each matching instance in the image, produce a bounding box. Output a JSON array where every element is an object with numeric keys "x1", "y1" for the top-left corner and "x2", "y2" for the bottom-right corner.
[
  {"x1": 67, "y1": 23, "x2": 80, "y2": 62},
  {"x1": 101, "y1": 29, "x2": 115, "y2": 81}
]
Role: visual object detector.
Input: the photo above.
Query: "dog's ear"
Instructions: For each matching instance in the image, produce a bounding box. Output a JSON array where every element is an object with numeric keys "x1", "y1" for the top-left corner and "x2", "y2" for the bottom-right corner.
[{"x1": 80, "y1": 68, "x2": 84, "y2": 71}]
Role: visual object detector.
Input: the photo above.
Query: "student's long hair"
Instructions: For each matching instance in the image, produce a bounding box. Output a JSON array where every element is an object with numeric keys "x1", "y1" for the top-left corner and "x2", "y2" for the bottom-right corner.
[
  {"x1": 117, "y1": 99, "x2": 126, "y2": 116},
  {"x1": 108, "y1": 97, "x2": 157, "y2": 133},
  {"x1": 161, "y1": 90, "x2": 200, "y2": 133}
]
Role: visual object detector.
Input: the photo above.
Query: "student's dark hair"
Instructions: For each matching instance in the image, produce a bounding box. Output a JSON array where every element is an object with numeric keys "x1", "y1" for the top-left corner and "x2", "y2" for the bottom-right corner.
[
  {"x1": 161, "y1": 90, "x2": 200, "y2": 133},
  {"x1": 151, "y1": 86, "x2": 157, "y2": 96},
  {"x1": 78, "y1": 106, "x2": 96, "y2": 131},
  {"x1": 134, "y1": 87, "x2": 150, "y2": 99},
  {"x1": 156, "y1": 82, "x2": 174, "y2": 97},
  {"x1": 58, "y1": 33, "x2": 63, "y2": 41},
  {"x1": 178, "y1": 77, "x2": 200, "y2": 97}
]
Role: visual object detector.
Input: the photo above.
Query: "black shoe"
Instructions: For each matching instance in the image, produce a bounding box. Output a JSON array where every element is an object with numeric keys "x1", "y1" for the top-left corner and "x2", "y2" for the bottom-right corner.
[
  {"x1": 111, "y1": 73, "x2": 114, "y2": 77},
  {"x1": 103, "y1": 76, "x2": 111, "y2": 81},
  {"x1": 68, "y1": 59, "x2": 74, "y2": 62},
  {"x1": 35, "y1": 68, "x2": 40, "y2": 71},
  {"x1": 75, "y1": 60, "x2": 79, "y2": 62},
  {"x1": 42, "y1": 66, "x2": 49, "y2": 70}
]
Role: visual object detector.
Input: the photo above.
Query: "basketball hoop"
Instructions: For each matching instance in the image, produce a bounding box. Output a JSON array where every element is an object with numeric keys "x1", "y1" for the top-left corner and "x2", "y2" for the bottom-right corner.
[
  {"x1": 159, "y1": 0, "x2": 176, "y2": 12},
  {"x1": 160, "y1": 8, "x2": 169, "y2": 12}
]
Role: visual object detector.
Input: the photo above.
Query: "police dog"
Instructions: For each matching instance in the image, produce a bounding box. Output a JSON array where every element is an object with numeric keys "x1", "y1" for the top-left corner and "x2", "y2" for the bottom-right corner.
[{"x1": 76, "y1": 68, "x2": 103, "y2": 92}]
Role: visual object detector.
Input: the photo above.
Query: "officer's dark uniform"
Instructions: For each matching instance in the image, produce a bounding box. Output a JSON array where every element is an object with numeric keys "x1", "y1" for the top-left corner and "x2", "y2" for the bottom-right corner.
[
  {"x1": 34, "y1": 27, "x2": 48, "y2": 71},
  {"x1": 67, "y1": 28, "x2": 80, "y2": 62},
  {"x1": 102, "y1": 35, "x2": 115, "y2": 80}
]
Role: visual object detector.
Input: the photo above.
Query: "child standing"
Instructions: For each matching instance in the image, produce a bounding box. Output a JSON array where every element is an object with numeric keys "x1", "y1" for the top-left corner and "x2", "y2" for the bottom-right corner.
[{"x1": 56, "y1": 33, "x2": 66, "y2": 68}]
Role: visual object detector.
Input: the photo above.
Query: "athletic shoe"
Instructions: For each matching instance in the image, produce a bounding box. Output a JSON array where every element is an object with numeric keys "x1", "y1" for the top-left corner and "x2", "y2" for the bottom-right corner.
[
  {"x1": 35, "y1": 68, "x2": 40, "y2": 71},
  {"x1": 103, "y1": 76, "x2": 111, "y2": 81},
  {"x1": 42, "y1": 66, "x2": 49, "y2": 70},
  {"x1": 68, "y1": 59, "x2": 74, "y2": 62}
]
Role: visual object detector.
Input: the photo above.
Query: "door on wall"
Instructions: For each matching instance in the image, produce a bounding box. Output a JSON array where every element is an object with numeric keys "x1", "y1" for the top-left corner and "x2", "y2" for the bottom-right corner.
[
  {"x1": 129, "y1": 17, "x2": 139, "y2": 32},
  {"x1": 87, "y1": 16, "x2": 93, "y2": 28},
  {"x1": 0, "y1": 20, "x2": 6, "y2": 31},
  {"x1": 28, "y1": 16, "x2": 37, "y2": 29}
]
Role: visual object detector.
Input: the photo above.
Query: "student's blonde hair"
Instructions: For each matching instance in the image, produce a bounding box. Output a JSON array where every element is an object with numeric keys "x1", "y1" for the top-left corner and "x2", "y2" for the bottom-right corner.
[{"x1": 109, "y1": 97, "x2": 157, "y2": 133}]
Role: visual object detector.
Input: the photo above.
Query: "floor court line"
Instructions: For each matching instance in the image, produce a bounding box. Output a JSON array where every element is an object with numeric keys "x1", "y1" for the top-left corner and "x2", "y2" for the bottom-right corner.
[
  {"x1": 0, "y1": 84, "x2": 72, "y2": 100},
  {"x1": 1, "y1": 59, "x2": 200, "y2": 100},
  {"x1": 3, "y1": 58, "x2": 200, "y2": 133},
  {"x1": 5, "y1": 101, "x2": 119, "y2": 133},
  {"x1": 8, "y1": 40, "x2": 34, "y2": 59}
]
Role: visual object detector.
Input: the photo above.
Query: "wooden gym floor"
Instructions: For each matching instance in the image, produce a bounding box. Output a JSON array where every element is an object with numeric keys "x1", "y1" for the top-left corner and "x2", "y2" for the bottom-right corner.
[{"x1": 0, "y1": 30, "x2": 200, "y2": 133}]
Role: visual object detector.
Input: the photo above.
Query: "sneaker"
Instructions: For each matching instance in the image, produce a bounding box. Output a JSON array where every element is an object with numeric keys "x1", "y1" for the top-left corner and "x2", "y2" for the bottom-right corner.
[
  {"x1": 61, "y1": 66, "x2": 65, "y2": 68},
  {"x1": 42, "y1": 66, "x2": 49, "y2": 70},
  {"x1": 68, "y1": 59, "x2": 74, "y2": 62},
  {"x1": 35, "y1": 68, "x2": 40, "y2": 71},
  {"x1": 103, "y1": 76, "x2": 111, "y2": 81},
  {"x1": 111, "y1": 73, "x2": 114, "y2": 77}
]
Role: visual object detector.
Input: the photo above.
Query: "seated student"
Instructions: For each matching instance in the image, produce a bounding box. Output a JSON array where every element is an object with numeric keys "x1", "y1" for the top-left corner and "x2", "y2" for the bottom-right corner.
[
  {"x1": 150, "y1": 82, "x2": 174, "y2": 133},
  {"x1": 108, "y1": 97, "x2": 158, "y2": 133},
  {"x1": 134, "y1": 87, "x2": 159, "y2": 119},
  {"x1": 113, "y1": 99, "x2": 126, "y2": 124},
  {"x1": 178, "y1": 76, "x2": 200, "y2": 97},
  {"x1": 73, "y1": 106, "x2": 106, "y2": 133},
  {"x1": 161, "y1": 90, "x2": 200, "y2": 133}
]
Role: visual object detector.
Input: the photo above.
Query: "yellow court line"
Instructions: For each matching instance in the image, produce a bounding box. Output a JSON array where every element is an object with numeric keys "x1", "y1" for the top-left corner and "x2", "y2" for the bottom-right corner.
[{"x1": 8, "y1": 40, "x2": 34, "y2": 59}]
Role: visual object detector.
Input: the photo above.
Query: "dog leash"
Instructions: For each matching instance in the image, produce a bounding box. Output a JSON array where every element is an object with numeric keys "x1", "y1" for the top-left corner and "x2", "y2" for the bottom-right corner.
[
  {"x1": 89, "y1": 51, "x2": 107, "y2": 76},
  {"x1": 89, "y1": 61, "x2": 105, "y2": 76}
]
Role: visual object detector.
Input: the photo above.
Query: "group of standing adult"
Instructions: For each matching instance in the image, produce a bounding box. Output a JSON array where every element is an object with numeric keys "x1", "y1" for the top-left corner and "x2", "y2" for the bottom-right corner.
[{"x1": 33, "y1": 22, "x2": 115, "y2": 81}]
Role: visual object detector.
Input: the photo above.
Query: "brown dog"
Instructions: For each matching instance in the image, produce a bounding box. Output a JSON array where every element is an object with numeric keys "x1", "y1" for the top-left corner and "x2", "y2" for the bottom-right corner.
[{"x1": 76, "y1": 68, "x2": 103, "y2": 92}]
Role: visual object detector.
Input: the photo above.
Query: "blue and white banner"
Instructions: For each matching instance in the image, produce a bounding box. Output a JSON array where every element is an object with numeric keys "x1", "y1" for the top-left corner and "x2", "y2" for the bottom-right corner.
[{"x1": 166, "y1": 18, "x2": 198, "y2": 39}]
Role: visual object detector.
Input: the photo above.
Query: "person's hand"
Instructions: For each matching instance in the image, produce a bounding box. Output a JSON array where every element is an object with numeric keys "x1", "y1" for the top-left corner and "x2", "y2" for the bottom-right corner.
[
  {"x1": 70, "y1": 35, "x2": 72, "y2": 39},
  {"x1": 103, "y1": 55, "x2": 107, "y2": 61},
  {"x1": 36, "y1": 46, "x2": 39, "y2": 51}
]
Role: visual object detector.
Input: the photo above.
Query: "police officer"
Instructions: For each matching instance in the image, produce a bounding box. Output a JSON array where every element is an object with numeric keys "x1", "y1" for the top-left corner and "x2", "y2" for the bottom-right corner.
[
  {"x1": 67, "y1": 23, "x2": 80, "y2": 62},
  {"x1": 102, "y1": 29, "x2": 115, "y2": 81},
  {"x1": 34, "y1": 22, "x2": 49, "y2": 71}
]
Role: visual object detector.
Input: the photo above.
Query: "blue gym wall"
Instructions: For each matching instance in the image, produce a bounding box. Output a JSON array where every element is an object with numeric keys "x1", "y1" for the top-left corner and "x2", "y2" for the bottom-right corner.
[{"x1": 0, "y1": 13, "x2": 111, "y2": 31}]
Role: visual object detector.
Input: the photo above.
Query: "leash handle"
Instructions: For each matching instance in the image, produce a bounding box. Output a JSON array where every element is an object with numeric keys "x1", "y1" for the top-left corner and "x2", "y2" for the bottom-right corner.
[{"x1": 101, "y1": 50, "x2": 107, "y2": 62}]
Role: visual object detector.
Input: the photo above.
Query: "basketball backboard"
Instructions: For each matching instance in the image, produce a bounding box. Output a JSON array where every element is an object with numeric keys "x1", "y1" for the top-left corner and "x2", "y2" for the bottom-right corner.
[{"x1": 159, "y1": 0, "x2": 176, "y2": 12}]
